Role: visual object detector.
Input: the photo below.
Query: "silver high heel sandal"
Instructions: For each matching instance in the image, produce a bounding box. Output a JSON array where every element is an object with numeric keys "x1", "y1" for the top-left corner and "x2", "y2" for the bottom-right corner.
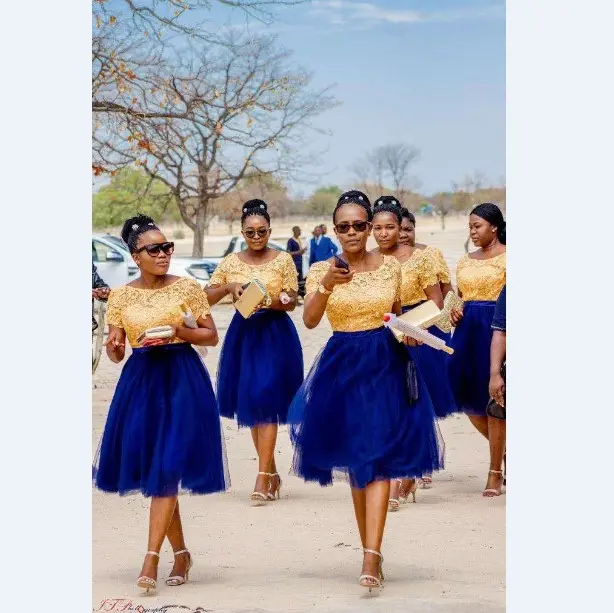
[
  {"x1": 136, "y1": 551, "x2": 159, "y2": 593},
  {"x1": 251, "y1": 472, "x2": 271, "y2": 506},
  {"x1": 388, "y1": 479, "x2": 402, "y2": 512},
  {"x1": 359, "y1": 549, "x2": 385, "y2": 593},
  {"x1": 483, "y1": 470, "x2": 506, "y2": 497},
  {"x1": 166, "y1": 549, "x2": 193, "y2": 586},
  {"x1": 267, "y1": 472, "x2": 282, "y2": 500}
]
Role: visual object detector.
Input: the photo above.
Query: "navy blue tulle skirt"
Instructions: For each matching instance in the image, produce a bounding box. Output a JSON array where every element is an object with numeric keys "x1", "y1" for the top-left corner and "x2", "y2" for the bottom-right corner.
[
  {"x1": 217, "y1": 309, "x2": 304, "y2": 428},
  {"x1": 447, "y1": 300, "x2": 496, "y2": 416},
  {"x1": 93, "y1": 343, "x2": 229, "y2": 497},
  {"x1": 288, "y1": 327, "x2": 443, "y2": 489},
  {"x1": 403, "y1": 303, "x2": 458, "y2": 419}
]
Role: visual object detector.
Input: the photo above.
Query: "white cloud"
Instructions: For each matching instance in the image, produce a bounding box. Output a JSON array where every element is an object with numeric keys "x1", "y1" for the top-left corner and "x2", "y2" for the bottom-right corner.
[{"x1": 311, "y1": 1, "x2": 504, "y2": 26}]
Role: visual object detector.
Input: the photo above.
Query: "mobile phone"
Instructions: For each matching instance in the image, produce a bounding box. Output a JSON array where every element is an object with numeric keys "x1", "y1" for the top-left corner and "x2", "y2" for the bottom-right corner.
[{"x1": 334, "y1": 255, "x2": 349, "y2": 271}]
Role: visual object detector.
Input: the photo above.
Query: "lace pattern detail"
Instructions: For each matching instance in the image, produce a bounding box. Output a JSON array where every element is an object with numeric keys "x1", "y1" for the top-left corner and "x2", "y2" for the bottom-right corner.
[
  {"x1": 106, "y1": 277, "x2": 210, "y2": 347},
  {"x1": 456, "y1": 252, "x2": 506, "y2": 301},
  {"x1": 305, "y1": 256, "x2": 401, "y2": 332},
  {"x1": 208, "y1": 251, "x2": 298, "y2": 299},
  {"x1": 425, "y1": 246, "x2": 451, "y2": 285},
  {"x1": 400, "y1": 249, "x2": 439, "y2": 306}
]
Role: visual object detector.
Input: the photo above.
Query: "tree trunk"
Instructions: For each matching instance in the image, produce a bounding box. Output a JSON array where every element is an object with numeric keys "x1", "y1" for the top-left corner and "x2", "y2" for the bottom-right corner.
[
  {"x1": 440, "y1": 211, "x2": 446, "y2": 231},
  {"x1": 227, "y1": 220, "x2": 233, "y2": 234},
  {"x1": 192, "y1": 223, "x2": 205, "y2": 258}
]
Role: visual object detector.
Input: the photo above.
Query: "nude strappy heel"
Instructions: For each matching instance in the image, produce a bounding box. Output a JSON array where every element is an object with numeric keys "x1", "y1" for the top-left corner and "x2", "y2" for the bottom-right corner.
[
  {"x1": 359, "y1": 549, "x2": 384, "y2": 593},
  {"x1": 419, "y1": 475, "x2": 433, "y2": 489},
  {"x1": 388, "y1": 479, "x2": 402, "y2": 512},
  {"x1": 267, "y1": 472, "x2": 282, "y2": 500},
  {"x1": 136, "y1": 551, "x2": 159, "y2": 593},
  {"x1": 399, "y1": 479, "x2": 418, "y2": 504},
  {"x1": 483, "y1": 470, "x2": 506, "y2": 497},
  {"x1": 166, "y1": 549, "x2": 193, "y2": 586},
  {"x1": 251, "y1": 472, "x2": 271, "y2": 506}
]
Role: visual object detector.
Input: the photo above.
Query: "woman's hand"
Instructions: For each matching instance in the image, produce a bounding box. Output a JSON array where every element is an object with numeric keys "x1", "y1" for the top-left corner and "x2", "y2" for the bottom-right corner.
[
  {"x1": 105, "y1": 326, "x2": 126, "y2": 362},
  {"x1": 450, "y1": 306, "x2": 464, "y2": 326},
  {"x1": 403, "y1": 336, "x2": 423, "y2": 347},
  {"x1": 321, "y1": 264, "x2": 354, "y2": 291},
  {"x1": 227, "y1": 283, "x2": 245, "y2": 302},
  {"x1": 92, "y1": 287, "x2": 110, "y2": 300},
  {"x1": 141, "y1": 325, "x2": 178, "y2": 347},
  {"x1": 489, "y1": 372, "x2": 505, "y2": 407}
]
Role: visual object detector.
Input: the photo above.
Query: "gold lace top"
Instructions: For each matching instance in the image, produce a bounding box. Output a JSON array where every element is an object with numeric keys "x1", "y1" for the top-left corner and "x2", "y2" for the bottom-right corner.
[
  {"x1": 106, "y1": 277, "x2": 211, "y2": 348},
  {"x1": 400, "y1": 249, "x2": 439, "y2": 307},
  {"x1": 209, "y1": 251, "x2": 298, "y2": 300},
  {"x1": 306, "y1": 256, "x2": 401, "y2": 332},
  {"x1": 456, "y1": 252, "x2": 506, "y2": 301},
  {"x1": 425, "y1": 246, "x2": 451, "y2": 285}
]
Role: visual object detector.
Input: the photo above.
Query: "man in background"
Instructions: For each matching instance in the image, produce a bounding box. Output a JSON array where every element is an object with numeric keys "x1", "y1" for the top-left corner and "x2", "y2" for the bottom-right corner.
[
  {"x1": 309, "y1": 224, "x2": 337, "y2": 266},
  {"x1": 92, "y1": 263, "x2": 110, "y2": 331},
  {"x1": 286, "y1": 226, "x2": 307, "y2": 299}
]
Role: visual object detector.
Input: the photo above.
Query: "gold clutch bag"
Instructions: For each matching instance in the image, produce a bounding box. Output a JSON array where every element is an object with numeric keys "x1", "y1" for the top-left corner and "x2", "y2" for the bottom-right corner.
[
  {"x1": 235, "y1": 279, "x2": 270, "y2": 319},
  {"x1": 392, "y1": 300, "x2": 443, "y2": 342},
  {"x1": 435, "y1": 292, "x2": 464, "y2": 333}
]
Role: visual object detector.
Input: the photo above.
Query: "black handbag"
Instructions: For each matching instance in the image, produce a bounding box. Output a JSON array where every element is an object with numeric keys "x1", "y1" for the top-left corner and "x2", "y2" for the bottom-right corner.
[{"x1": 486, "y1": 362, "x2": 506, "y2": 420}]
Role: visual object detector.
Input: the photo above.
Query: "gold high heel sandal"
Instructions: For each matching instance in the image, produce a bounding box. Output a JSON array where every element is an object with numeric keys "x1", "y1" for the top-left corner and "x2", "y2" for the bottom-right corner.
[
  {"x1": 359, "y1": 549, "x2": 385, "y2": 593},
  {"x1": 136, "y1": 551, "x2": 159, "y2": 593},
  {"x1": 267, "y1": 472, "x2": 282, "y2": 501},
  {"x1": 483, "y1": 470, "x2": 506, "y2": 497},
  {"x1": 166, "y1": 549, "x2": 193, "y2": 586},
  {"x1": 388, "y1": 479, "x2": 402, "y2": 512},
  {"x1": 419, "y1": 475, "x2": 433, "y2": 489},
  {"x1": 251, "y1": 471, "x2": 271, "y2": 506}
]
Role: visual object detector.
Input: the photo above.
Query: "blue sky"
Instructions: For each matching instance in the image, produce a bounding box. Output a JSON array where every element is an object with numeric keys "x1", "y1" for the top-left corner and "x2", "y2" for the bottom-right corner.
[{"x1": 224, "y1": 0, "x2": 506, "y2": 195}]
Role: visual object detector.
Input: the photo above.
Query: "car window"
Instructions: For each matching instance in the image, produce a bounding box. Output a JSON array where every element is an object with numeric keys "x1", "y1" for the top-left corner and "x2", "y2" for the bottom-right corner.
[
  {"x1": 93, "y1": 239, "x2": 120, "y2": 263},
  {"x1": 240, "y1": 240, "x2": 285, "y2": 252},
  {"x1": 223, "y1": 237, "x2": 237, "y2": 257}
]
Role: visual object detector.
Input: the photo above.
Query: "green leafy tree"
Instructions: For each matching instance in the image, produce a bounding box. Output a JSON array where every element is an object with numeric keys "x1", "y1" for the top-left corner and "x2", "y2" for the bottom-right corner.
[
  {"x1": 92, "y1": 167, "x2": 180, "y2": 229},
  {"x1": 307, "y1": 185, "x2": 342, "y2": 217}
]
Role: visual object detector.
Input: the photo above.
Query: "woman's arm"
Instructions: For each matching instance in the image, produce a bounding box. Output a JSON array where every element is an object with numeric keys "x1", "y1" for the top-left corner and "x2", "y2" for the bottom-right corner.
[
  {"x1": 303, "y1": 265, "x2": 353, "y2": 329},
  {"x1": 424, "y1": 283, "x2": 444, "y2": 310},
  {"x1": 489, "y1": 331, "x2": 506, "y2": 406},
  {"x1": 269, "y1": 289, "x2": 298, "y2": 312},
  {"x1": 439, "y1": 282, "x2": 454, "y2": 298},
  {"x1": 105, "y1": 326, "x2": 126, "y2": 363},
  {"x1": 176, "y1": 315, "x2": 219, "y2": 347}
]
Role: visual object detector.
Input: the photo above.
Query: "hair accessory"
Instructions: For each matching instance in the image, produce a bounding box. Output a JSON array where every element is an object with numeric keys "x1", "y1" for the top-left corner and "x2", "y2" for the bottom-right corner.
[
  {"x1": 344, "y1": 196, "x2": 349, "y2": 200},
  {"x1": 132, "y1": 224, "x2": 139, "y2": 230},
  {"x1": 260, "y1": 204, "x2": 265, "y2": 209},
  {"x1": 148, "y1": 222, "x2": 154, "y2": 226},
  {"x1": 358, "y1": 195, "x2": 363, "y2": 201},
  {"x1": 377, "y1": 200, "x2": 383, "y2": 205},
  {"x1": 391, "y1": 200, "x2": 397, "y2": 205}
]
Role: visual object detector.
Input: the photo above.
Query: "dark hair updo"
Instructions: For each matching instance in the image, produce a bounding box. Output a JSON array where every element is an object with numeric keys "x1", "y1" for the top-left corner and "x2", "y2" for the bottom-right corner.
[
  {"x1": 400, "y1": 207, "x2": 416, "y2": 226},
  {"x1": 333, "y1": 190, "x2": 372, "y2": 222},
  {"x1": 471, "y1": 202, "x2": 506, "y2": 245},
  {"x1": 373, "y1": 195, "x2": 402, "y2": 224},
  {"x1": 120, "y1": 214, "x2": 159, "y2": 253},
  {"x1": 241, "y1": 199, "x2": 270, "y2": 225}
]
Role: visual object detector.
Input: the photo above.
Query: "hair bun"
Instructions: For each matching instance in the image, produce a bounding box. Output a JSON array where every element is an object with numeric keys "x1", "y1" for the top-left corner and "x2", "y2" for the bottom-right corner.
[
  {"x1": 242, "y1": 199, "x2": 268, "y2": 213},
  {"x1": 121, "y1": 214, "x2": 157, "y2": 245},
  {"x1": 374, "y1": 195, "x2": 401, "y2": 208},
  {"x1": 337, "y1": 190, "x2": 371, "y2": 207}
]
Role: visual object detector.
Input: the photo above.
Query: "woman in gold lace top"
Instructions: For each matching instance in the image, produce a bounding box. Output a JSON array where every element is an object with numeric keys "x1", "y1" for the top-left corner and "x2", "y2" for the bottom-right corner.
[
  {"x1": 92, "y1": 215, "x2": 228, "y2": 594},
  {"x1": 206, "y1": 200, "x2": 303, "y2": 506},
  {"x1": 447, "y1": 203, "x2": 506, "y2": 496},
  {"x1": 287, "y1": 190, "x2": 442, "y2": 592}
]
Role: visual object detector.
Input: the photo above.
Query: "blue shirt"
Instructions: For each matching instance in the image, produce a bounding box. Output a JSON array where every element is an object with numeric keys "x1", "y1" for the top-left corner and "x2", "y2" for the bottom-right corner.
[
  {"x1": 309, "y1": 235, "x2": 338, "y2": 265},
  {"x1": 491, "y1": 285, "x2": 506, "y2": 332}
]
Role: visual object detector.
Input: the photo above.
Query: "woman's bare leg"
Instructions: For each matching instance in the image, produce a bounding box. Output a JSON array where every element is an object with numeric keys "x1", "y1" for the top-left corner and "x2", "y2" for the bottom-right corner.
[
  {"x1": 252, "y1": 423, "x2": 278, "y2": 496},
  {"x1": 139, "y1": 496, "x2": 178, "y2": 580},
  {"x1": 165, "y1": 501, "x2": 190, "y2": 577},
  {"x1": 468, "y1": 414, "x2": 489, "y2": 439},
  {"x1": 485, "y1": 417, "x2": 506, "y2": 493},
  {"x1": 351, "y1": 486, "x2": 367, "y2": 549},
  {"x1": 362, "y1": 480, "x2": 389, "y2": 579}
]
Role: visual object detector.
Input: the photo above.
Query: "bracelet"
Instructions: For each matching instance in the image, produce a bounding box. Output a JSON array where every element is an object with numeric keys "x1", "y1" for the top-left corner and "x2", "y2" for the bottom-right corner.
[{"x1": 318, "y1": 284, "x2": 332, "y2": 295}]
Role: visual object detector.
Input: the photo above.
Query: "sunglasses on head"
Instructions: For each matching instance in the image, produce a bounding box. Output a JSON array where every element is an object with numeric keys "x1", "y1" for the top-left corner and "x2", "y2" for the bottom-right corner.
[
  {"x1": 334, "y1": 221, "x2": 371, "y2": 234},
  {"x1": 243, "y1": 228, "x2": 269, "y2": 239},
  {"x1": 136, "y1": 241, "x2": 175, "y2": 256}
]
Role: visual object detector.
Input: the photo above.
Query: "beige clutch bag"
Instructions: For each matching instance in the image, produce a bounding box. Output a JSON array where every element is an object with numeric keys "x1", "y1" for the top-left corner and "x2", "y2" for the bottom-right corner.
[
  {"x1": 392, "y1": 300, "x2": 443, "y2": 342},
  {"x1": 235, "y1": 279, "x2": 270, "y2": 319}
]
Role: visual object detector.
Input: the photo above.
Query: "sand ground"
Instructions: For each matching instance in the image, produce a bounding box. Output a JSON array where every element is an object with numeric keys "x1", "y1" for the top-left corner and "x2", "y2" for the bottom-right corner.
[{"x1": 92, "y1": 222, "x2": 505, "y2": 613}]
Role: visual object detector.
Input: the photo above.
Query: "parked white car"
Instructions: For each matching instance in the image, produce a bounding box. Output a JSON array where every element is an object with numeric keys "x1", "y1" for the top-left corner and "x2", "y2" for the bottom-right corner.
[{"x1": 92, "y1": 235, "x2": 210, "y2": 288}]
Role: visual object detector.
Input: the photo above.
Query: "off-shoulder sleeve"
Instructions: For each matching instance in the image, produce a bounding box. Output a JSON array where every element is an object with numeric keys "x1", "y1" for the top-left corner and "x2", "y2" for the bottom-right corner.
[
  {"x1": 208, "y1": 256, "x2": 229, "y2": 286},
  {"x1": 185, "y1": 279, "x2": 211, "y2": 319},
  {"x1": 105, "y1": 288, "x2": 124, "y2": 328},
  {"x1": 305, "y1": 262, "x2": 329, "y2": 295},
  {"x1": 418, "y1": 250, "x2": 439, "y2": 290},
  {"x1": 281, "y1": 253, "x2": 299, "y2": 292}
]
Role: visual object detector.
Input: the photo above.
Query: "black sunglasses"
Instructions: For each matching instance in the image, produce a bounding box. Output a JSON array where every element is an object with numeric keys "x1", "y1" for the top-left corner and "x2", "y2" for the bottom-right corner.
[
  {"x1": 136, "y1": 241, "x2": 175, "y2": 256},
  {"x1": 334, "y1": 221, "x2": 371, "y2": 234},
  {"x1": 243, "y1": 228, "x2": 269, "y2": 239}
]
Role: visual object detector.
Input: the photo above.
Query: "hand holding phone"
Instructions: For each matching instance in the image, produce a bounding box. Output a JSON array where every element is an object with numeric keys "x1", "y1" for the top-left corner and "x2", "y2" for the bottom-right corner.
[{"x1": 334, "y1": 255, "x2": 350, "y2": 272}]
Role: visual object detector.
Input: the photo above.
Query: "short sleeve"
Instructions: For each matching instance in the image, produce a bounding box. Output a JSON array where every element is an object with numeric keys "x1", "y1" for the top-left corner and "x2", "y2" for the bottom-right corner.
[
  {"x1": 105, "y1": 288, "x2": 124, "y2": 328},
  {"x1": 281, "y1": 253, "x2": 299, "y2": 292},
  {"x1": 208, "y1": 256, "x2": 229, "y2": 286},
  {"x1": 491, "y1": 286, "x2": 506, "y2": 331},
  {"x1": 305, "y1": 262, "x2": 329, "y2": 295},
  {"x1": 185, "y1": 279, "x2": 211, "y2": 319},
  {"x1": 418, "y1": 251, "x2": 439, "y2": 290},
  {"x1": 389, "y1": 257, "x2": 402, "y2": 303},
  {"x1": 432, "y1": 248, "x2": 451, "y2": 284}
]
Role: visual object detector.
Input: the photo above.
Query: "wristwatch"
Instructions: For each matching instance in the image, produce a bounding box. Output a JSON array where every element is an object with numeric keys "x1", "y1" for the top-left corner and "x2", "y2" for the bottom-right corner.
[{"x1": 318, "y1": 284, "x2": 332, "y2": 295}]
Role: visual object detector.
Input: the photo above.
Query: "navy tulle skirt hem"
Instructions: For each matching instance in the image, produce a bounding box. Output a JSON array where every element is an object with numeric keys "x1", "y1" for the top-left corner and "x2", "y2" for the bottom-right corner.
[
  {"x1": 448, "y1": 300, "x2": 496, "y2": 416},
  {"x1": 287, "y1": 327, "x2": 444, "y2": 489},
  {"x1": 217, "y1": 309, "x2": 304, "y2": 428},
  {"x1": 403, "y1": 303, "x2": 458, "y2": 419},
  {"x1": 93, "y1": 343, "x2": 229, "y2": 498}
]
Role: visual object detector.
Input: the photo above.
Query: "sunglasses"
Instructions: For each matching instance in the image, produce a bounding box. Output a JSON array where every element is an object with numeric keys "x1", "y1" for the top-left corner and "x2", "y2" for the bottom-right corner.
[
  {"x1": 334, "y1": 221, "x2": 371, "y2": 234},
  {"x1": 136, "y1": 241, "x2": 175, "y2": 256},
  {"x1": 243, "y1": 228, "x2": 269, "y2": 239}
]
